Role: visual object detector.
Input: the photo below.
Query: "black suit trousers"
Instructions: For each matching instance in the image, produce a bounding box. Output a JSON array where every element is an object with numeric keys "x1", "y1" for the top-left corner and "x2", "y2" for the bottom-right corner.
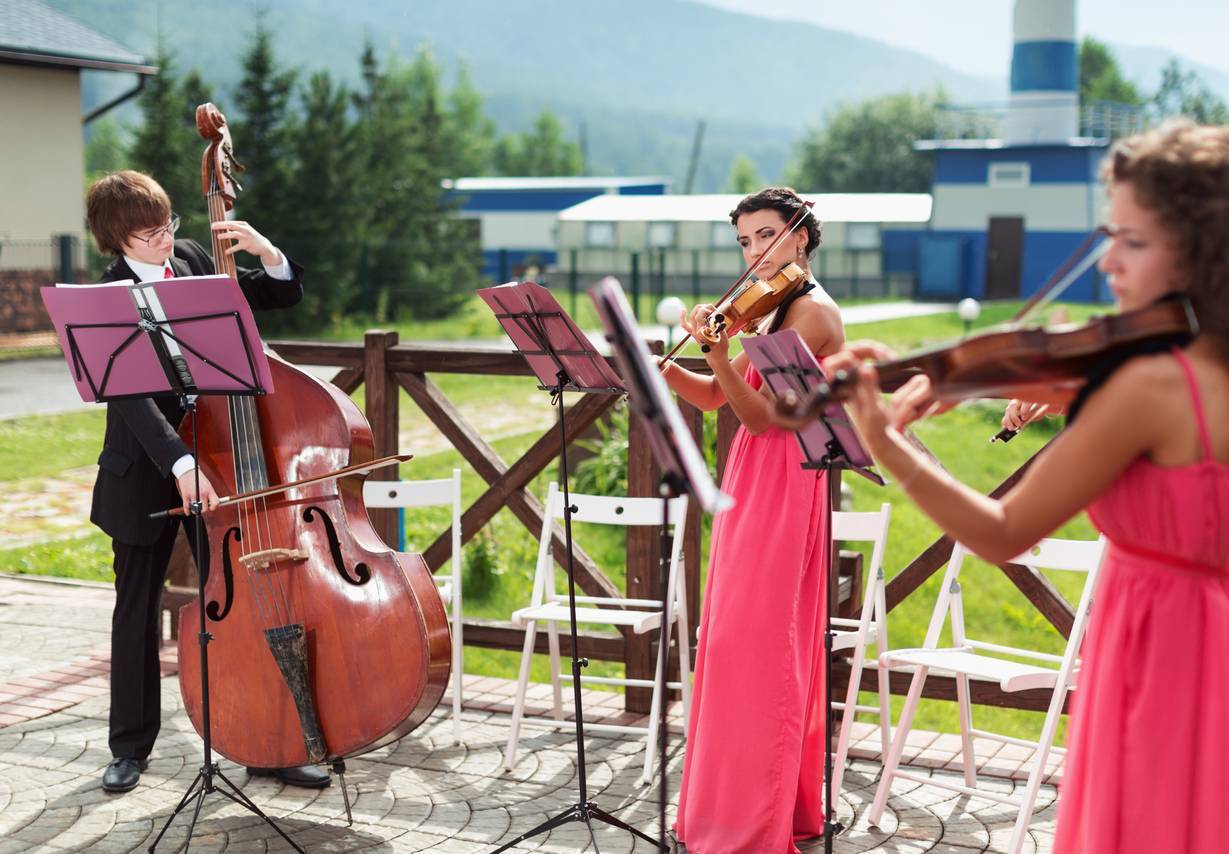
[{"x1": 108, "y1": 519, "x2": 204, "y2": 760}]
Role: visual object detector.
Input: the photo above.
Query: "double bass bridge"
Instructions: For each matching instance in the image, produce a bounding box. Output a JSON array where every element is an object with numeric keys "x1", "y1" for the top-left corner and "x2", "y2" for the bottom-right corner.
[{"x1": 238, "y1": 547, "x2": 309, "y2": 571}]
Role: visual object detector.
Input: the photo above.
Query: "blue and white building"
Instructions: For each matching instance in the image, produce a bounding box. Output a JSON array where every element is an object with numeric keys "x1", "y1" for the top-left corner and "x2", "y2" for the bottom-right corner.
[
  {"x1": 916, "y1": 0, "x2": 1109, "y2": 302},
  {"x1": 445, "y1": 176, "x2": 669, "y2": 281}
]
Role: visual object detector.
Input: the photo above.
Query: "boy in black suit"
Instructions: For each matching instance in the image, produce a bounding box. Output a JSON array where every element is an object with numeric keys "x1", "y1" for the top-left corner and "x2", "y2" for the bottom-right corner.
[{"x1": 86, "y1": 170, "x2": 328, "y2": 793}]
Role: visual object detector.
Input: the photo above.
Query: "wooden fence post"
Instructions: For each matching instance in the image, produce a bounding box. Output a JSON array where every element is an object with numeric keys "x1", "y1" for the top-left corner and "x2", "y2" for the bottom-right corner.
[{"x1": 364, "y1": 329, "x2": 399, "y2": 547}]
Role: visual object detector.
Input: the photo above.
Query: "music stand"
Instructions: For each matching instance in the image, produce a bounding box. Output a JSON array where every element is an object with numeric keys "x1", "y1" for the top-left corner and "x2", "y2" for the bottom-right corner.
[
  {"x1": 742, "y1": 329, "x2": 882, "y2": 854},
  {"x1": 589, "y1": 277, "x2": 731, "y2": 848},
  {"x1": 41, "y1": 275, "x2": 304, "y2": 854},
  {"x1": 479, "y1": 281, "x2": 657, "y2": 853}
]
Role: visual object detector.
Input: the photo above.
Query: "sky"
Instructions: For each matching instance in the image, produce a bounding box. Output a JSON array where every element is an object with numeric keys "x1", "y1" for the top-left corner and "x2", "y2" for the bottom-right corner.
[{"x1": 695, "y1": 0, "x2": 1229, "y2": 79}]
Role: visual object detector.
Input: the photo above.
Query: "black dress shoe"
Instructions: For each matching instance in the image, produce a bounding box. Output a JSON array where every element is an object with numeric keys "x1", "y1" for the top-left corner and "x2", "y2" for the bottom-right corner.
[
  {"x1": 247, "y1": 764, "x2": 331, "y2": 788},
  {"x1": 102, "y1": 757, "x2": 148, "y2": 793}
]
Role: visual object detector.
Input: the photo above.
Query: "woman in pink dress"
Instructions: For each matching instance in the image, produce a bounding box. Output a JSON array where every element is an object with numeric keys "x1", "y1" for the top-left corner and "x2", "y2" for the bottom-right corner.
[
  {"x1": 659, "y1": 187, "x2": 845, "y2": 853},
  {"x1": 826, "y1": 120, "x2": 1229, "y2": 852}
]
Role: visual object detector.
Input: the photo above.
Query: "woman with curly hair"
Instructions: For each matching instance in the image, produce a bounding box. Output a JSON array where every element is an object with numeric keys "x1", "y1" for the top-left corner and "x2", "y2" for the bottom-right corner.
[{"x1": 829, "y1": 121, "x2": 1229, "y2": 853}]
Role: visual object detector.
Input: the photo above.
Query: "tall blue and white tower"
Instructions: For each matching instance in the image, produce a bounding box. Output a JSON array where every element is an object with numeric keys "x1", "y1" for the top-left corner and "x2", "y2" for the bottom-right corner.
[
  {"x1": 915, "y1": 0, "x2": 1109, "y2": 303},
  {"x1": 1006, "y1": 0, "x2": 1078, "y2": 143}
]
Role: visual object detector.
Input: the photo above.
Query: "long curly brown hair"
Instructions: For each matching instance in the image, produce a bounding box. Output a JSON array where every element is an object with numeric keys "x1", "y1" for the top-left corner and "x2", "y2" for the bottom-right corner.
[{"x1": 1102, "y1": 120, "x2": 1229, "y2": 352}]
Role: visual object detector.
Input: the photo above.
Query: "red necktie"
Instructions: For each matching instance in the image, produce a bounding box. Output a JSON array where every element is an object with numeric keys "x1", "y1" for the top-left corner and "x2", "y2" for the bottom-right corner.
[{"x1": 163, "y1": 265, "x2": 175, "y2": 278}]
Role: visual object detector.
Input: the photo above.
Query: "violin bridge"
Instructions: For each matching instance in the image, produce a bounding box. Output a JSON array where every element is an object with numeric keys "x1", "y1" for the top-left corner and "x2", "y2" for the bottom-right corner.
[{"x1": 239, "y1": 547, "x2": 309, "y2": 570}]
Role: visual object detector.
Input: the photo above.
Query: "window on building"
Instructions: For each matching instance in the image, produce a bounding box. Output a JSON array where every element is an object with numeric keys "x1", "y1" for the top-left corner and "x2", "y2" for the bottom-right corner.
[
  {"x1": 845, "y1": 222, "x2": 881, "y2": 250},
  {"x1": 586, "y1": 221, "x2": 616, "y2": 248},
  {"x1": 989, "y1": 162, "x2": 1030, "y2": 188},
  {"x1": 647, "y1": 221, "x2": 676, "y2": 248},
  {"x1": 710, "y1": 221, "x2": 734, "y2": 248}
]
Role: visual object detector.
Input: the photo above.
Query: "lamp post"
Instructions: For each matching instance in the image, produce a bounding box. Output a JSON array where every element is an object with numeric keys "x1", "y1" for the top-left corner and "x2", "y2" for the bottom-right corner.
[
  {"x1": 656, "y1": 296, "x2": 686, "y2": 348},
  {"x1": 957, "y1": 297, "x2": 982, "y2": 337}
]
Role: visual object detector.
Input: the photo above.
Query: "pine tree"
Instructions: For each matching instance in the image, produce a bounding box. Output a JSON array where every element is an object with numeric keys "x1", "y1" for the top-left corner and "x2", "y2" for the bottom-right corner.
[
  {"x1": 350, "y1": 44, "x2": 482, "y2": 321},
  {"x1": 443, "y1": 63, "x2": 495, "y2": 176},
  {"x1": 232, "y1": 23, "x2": 297, "y2": 241},
  {"x1": 273, "y1": 70, "x2": 362, "y2": 330},
  {"x1": 128, "y1": 46, "x2": 209, "y2": 236}
]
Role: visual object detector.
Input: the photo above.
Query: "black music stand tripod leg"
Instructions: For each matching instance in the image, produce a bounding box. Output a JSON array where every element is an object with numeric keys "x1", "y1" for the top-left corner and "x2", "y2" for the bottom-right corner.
[
  {"x1": 484, "y1": 309, "x2": 660, "y2": 851},
  {"x1": 148, "y1": 398, "x2": 305, "y2": 854}
]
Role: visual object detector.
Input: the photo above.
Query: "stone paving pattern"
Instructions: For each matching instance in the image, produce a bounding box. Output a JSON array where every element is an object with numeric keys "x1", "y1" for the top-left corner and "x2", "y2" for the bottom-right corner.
[{"x1": 0, "y1": 574, "x2": 1057, "y2": 852}]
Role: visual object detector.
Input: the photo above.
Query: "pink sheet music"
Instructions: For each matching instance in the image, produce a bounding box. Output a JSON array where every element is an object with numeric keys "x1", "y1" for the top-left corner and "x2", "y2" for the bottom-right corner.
[
  {"x1": 478, "y1": 281, "x2": 623, "y2": 392},
  {"x1": 40, "y1": 274, "x2": 273, "y2": 402},
  {"x1": 742, "y1": 330, "x2": 878, "y2": 476}
]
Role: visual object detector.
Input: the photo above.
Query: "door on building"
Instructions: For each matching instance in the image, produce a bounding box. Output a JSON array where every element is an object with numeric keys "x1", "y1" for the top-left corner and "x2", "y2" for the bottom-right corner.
[{"x1": 984, "y1": 217, "x2": 1024, "y2": 300}]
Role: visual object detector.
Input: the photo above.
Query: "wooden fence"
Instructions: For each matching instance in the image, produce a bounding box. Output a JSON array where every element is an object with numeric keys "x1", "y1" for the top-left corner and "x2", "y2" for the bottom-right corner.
[{"x1": 169, "y1": 333, "x2": 1072, "y2": 716}]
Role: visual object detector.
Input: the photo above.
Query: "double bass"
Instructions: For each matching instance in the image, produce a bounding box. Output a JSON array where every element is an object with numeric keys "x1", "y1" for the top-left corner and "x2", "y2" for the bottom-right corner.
[{"x1": 176, "y1": 103, "x2": 450, "y2": 771}]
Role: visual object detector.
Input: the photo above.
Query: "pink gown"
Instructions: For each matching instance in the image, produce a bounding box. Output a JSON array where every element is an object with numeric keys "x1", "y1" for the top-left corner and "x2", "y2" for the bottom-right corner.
[
  {"x1": 675, "y1": 365, "x2": 831, "y2": 854},
  {"x1": 1054, "y1": 349, "x2": 1229, "y2": 853}
]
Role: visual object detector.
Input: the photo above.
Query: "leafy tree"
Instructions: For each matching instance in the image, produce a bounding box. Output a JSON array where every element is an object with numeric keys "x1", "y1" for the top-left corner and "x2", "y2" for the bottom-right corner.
[
  {"x1": 1151, "y1": 59, "x2": 1229, "y2": 125},
  {"x1": 789, "y1": 91, "x2": 946, "y2": 193},
  {"x1": 1079, "y1": 37, "x2": 1143, "y2": 106},
  {"x1": 128, "y1": 45, "x2": 215, "y2": 242},
  {"x1": 232, "y1": 23, "x2": 297, "y2": 237},
  {"x1": 724, "y1": 154, "x2": 762, "y2": 194},
  {"x1": 492, "y1": 111, "x2": 583, "y2": 176}
]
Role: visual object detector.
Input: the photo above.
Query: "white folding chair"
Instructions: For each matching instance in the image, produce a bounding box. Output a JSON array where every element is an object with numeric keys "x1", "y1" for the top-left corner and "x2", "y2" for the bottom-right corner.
[
  {"x1": 503, "y1": 480, "x2": 691, "y2": 785},
  {"x1": 868, "y1": 536, "x2": 1107, "y2": 854},
  {"x1": 363, "y1": 469, "x2": 465, "y2": 744},
  {"x1": 829, "y1": 503, "x2": 893, "y2": 798}
]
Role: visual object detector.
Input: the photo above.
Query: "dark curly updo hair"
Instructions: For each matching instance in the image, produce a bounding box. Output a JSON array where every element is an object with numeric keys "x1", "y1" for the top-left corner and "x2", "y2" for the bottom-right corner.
[
  {"x1": 729, "y1": 186, "x2": 822, "y2": 256},
  {"x1": 1102, "y1": 120, "x2": 1229, "y2": 352}
]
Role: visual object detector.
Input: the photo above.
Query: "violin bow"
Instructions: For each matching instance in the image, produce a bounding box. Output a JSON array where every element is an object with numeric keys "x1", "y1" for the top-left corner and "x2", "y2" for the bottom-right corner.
[
  {"x1": 1011, "y1": 226, "x2": 1110, "y2": 325},
  {"x1": 660, "y1": 200, "x2": 814, "y2": 365}
]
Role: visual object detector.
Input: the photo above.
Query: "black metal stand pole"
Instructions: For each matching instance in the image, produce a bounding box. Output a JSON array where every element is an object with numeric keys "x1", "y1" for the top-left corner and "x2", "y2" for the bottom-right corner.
[
  {"x1": 823, "y1": 465, "x2": 844, "y2": 854},
  {"x1": 148, "y1": 399, "x2": 303, "y2": 854},
  {"x1": 654, "y1": 474, "x2": 682, "y2": 847},
  {"x1": 492, "y1": 374, "x2": 664, "y2": 853}
]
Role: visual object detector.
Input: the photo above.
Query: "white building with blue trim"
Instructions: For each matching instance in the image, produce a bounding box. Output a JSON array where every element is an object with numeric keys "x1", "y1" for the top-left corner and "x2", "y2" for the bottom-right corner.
[
  {"x1": 445, "y1": 176, "x2": 669, "y2": 282},
  {"x1": 915, "y1": 0, "x2": 1110, "y2": 302}
]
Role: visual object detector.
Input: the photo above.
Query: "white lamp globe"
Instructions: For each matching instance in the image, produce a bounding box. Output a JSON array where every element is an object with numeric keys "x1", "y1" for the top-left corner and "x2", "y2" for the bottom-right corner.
[
  {"x1": 957, "y1": 298, "x2": 981, "y2": 324},
  {"x1": 657, "y1": 296, "x2": 686, "y2": 327}
]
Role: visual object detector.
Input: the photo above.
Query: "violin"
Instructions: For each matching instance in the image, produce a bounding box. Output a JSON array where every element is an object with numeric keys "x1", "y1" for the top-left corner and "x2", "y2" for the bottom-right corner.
[
  {"x1": 774, "y1": 295, "x2": 1199, "y2": 422},
  {"x1": 661, "y1": 201, "x2": 814, "y2": 364},
  {"x1": 697, "y1": 261, "x2": 808, "y2": 351}
]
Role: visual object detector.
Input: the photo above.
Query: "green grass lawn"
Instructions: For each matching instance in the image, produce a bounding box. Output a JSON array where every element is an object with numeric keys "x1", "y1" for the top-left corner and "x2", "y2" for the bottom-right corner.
[{"x1": 0, "y1": 301, "x2": 1102, "y2": 739}]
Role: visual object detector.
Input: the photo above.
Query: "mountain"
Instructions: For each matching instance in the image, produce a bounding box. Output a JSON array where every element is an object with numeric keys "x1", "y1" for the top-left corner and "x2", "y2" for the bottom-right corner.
[{"x1": 57, "y1": 0, "x2": 1001, "y2": 191}]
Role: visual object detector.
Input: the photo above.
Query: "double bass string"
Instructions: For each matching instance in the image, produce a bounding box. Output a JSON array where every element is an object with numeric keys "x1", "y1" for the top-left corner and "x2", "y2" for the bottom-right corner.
[{"x1": 207, "y1": 188, "x2": 296, "y2": 631}]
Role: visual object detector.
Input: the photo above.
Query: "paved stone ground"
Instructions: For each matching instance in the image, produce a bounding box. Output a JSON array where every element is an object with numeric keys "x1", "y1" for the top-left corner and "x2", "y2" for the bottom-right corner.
[{"x1": 0, "y1": 573, "x2": 1058, "y2": 853}]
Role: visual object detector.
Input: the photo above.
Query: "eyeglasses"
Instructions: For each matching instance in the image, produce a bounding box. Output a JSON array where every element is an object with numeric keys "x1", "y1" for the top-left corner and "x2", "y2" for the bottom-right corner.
[{"x1": 131, "y1": 214, "x2": 180, "y2": 246}]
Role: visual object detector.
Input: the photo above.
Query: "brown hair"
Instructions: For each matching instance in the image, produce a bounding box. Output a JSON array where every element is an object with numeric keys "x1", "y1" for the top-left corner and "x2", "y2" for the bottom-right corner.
[
  {"x1": 729, "y1": 186, "x2": 822, "y2": 256},
  {"x1": 1102, "y1": 120, "x2": 1229, "y2": 349},
  {"x1": 86, "y1": 170, "x2": 172, "y2": 255}
]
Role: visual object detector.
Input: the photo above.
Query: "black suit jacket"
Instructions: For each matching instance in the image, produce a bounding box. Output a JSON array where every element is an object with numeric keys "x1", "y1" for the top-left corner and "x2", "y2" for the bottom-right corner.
[{"x1": 90, "y1": 239, "x2": 304, "y2": 546}]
